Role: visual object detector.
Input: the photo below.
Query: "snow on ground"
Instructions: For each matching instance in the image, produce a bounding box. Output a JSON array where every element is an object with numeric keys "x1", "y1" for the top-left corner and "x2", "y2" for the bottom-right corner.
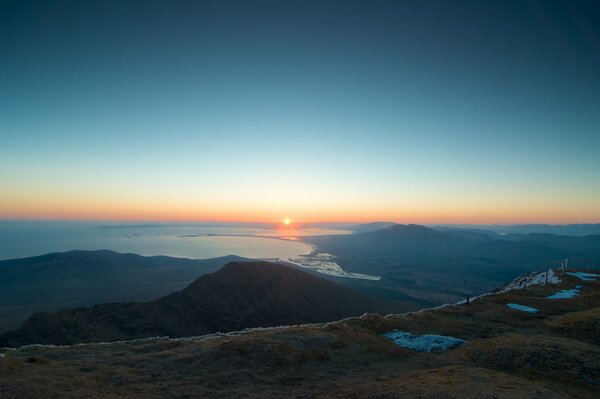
[
  {"x1": 498, "y1": 269, "x2": 560, "y2": 293},
  {"x1": 547, "y1": 285, "x2": 582, "y2": 299},
  {"x1": 383, "y1": 269, "x2": 561, "y2": 320},
  {"x1": 382, "y1": 330, "x2": 466, "y2": 352},
  {"x1": 565, "y1": 272, "x2": 600, "y2": 281},
  {"x1": 506, "y1": 303, "x2": 539, "y2": 313}
]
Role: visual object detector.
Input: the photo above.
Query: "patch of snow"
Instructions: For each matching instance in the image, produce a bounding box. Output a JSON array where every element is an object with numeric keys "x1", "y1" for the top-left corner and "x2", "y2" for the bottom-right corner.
[
  {"x1": 547, "y1": 285, "x2": 583, "y2": 299},
  {"x1": 386, "y1": 269, "x2": 562, "y2": 319},
  {"x1": 382, "y1": 330, "x2": 466, "y2": 352},
  {"x1": 499, "y1": 269, "x2": 560, "y2": 293},
  {"x1": 565, "y1": 272, "x2": 600, "y2": 281},
  {"x1": 506, "y1": 303, "x2": 539, "y2": 313}
]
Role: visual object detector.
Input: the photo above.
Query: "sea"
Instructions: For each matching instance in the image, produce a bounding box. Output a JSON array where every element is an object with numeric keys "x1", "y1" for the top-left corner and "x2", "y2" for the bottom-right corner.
[{"x1": 0, "y1": 221, "x2": 379, "y2": 280}]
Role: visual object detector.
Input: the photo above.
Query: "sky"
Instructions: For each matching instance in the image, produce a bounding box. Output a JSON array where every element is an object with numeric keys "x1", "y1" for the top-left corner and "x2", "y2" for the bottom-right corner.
[{"x1": 1, "y1": 0, "x2": 599, "y2": 224}]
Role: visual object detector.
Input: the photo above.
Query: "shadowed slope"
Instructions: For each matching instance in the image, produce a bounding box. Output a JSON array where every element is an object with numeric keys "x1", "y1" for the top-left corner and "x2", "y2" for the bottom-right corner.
[
  {"x1": 0, "y1": 250, "x2": 247, "y2": 332},
  {"x1": 303, "y1": 224, "x2": 600, "y2": 304},
  {"x1": 0, "y1": 261, "x2": 411, "y2": 347}
]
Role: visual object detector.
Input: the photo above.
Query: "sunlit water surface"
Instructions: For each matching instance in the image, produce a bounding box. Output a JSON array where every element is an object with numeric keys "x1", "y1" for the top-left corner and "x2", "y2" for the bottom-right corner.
[
  {"x1": 0, "y1": 221, "x2": 377, "y2": 279},
  {"x1": 0, "y1": 221, "x2": 339, "y2": 260}
]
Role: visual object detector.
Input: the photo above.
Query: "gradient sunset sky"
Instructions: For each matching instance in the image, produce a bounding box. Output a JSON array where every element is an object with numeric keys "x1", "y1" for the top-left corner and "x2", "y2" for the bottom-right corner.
[{"x1": 1, "y1": 0, "x2": 599, "y2": 224}]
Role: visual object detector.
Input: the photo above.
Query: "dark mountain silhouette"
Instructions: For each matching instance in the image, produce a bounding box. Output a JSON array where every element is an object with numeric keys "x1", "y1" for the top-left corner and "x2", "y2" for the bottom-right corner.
[
  {"x1": 429, "y1": 225, "x2": 501, "y2": 238},
  {"x1": 0, "y1": 250, "x2": 246, "y2": 333},
  {"x1": 307, "y1": 224, "x2": 504, "y2": 259},
  {"x1": 305, "y1": 224, "x2": 599, "y2": 264},
  {"x1": 0, "y1": 261, "x2": 412, "y2": 347},
  {"x1": 303, "y1": 224, "x2": 600, "y2": 304},
  {"x1": 440, "y1": 223, "x2": 600, "y2": 236},
  {"x1": 518, "y1": 233, "x2": 600, "y2": 253},
  {"x1": 348, "y1": 221, "x2": 397, "y2": 233}
]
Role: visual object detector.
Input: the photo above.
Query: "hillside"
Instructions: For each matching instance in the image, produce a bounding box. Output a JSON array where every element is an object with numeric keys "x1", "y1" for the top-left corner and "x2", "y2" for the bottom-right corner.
[
  {"x1": 303, "y1": 224, "x2": 600, "y2": 304},
  {"x1": 0, "y1": 250, "x2": 246, "y2": 333},
  {"x1": 472, "y1": 223, "x2": 600, "y2": 236},
  {"x1": 1, "y1": 269, "x2": 598, "y2": 398},
  {"x1": 0, "y1": 261, "x2": 413, "y2": 347},
  {"x1": 348, "y1": 221, "x2": 398, "y2": 233}
]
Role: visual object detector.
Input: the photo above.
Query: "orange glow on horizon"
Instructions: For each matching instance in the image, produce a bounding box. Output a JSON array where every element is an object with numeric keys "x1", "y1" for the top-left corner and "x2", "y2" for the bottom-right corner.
[
  {"x1": 1, "y1": 187, "x2": 599, "y2": 225},
  {"x1": 2, "y1": 205, "x2": 599, "y2": 225}
]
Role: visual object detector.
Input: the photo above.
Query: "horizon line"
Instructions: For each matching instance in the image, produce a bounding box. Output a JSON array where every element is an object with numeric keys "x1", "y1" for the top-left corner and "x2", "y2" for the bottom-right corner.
[{"x1": 1, "y1": 218, "x2": 599, "y2": 227}]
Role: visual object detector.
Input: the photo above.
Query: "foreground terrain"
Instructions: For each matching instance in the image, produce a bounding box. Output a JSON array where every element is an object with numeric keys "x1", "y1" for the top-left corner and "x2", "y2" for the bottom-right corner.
[{"x1": 1, "y1": 269, "x2": 599, "y2": 398}]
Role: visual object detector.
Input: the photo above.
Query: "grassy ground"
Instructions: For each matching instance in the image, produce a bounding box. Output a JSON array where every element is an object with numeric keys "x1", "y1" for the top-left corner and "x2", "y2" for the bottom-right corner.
[{"x1": 1, "y1": 270, "x2": 599, "y2": 398}]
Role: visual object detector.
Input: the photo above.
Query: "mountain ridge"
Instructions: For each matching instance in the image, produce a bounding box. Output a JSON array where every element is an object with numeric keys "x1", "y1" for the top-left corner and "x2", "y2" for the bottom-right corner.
[
  {"x1": 1, "y1": 268, "x2": 598, "y2": 398},
  {"x1": 302, "y1": 223, "x2": 600, "y2": 305},
  {"x1": 0, "y1": 250, "x2": 248, "y2": 333},
  {"x1": 0, "y1": 261, "x2": 413, "y2": 347}
]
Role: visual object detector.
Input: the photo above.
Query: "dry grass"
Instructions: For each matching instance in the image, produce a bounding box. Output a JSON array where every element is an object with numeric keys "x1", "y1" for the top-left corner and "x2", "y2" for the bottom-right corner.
[
  {"x1": 546, "y1": 306, "x2": 600, "y2": 345},
  {"x1": 328, "y1": 366, "x2": 570, "y2": 399},
  {"x1": 1, "y1": 270, "x2": 599, "y2": 398},
  {"x1": 462, "y1": 334, "x2": 600, "y2": 387}
]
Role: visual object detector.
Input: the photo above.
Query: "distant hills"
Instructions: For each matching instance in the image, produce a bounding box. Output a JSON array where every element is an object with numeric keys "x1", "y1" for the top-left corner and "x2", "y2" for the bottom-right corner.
[
  {"x1": 0, "y1": 250, "x2": 245, "y2": 333},
  {"x1": 348, "y1": 221, "x2": 397, "y2": 233},
  {"x1": 0, "y1": 261, "x2": 411, "y2": 347},
  {"x1": 433, "y1": 223, "x2": 600, "y2": 237},
  {"x1": 304, "y1": 224, "x2": 600, "y2": 304},
  {"x1": 351, "y1": 221, "x2": 600, "y2": 237},
  {"x1": 307, "y1": 223, "x2": 589, "y2": 262}
]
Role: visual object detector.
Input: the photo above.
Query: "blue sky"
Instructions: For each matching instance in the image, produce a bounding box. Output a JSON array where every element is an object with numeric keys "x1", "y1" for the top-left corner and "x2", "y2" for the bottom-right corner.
[{"x1": 1, "y1": 0, "x2": 599, "y2": 223}]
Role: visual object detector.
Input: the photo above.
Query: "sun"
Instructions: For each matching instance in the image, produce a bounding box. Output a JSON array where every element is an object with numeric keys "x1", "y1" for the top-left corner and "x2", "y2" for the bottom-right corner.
[{"x1": 283, "y1": 218, "x2": 291, "y2": 226}]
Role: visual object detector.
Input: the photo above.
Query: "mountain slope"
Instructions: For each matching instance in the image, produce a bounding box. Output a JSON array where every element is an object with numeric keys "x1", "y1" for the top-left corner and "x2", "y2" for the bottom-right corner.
[
  {"x1": 0, "y1": 261, "x2": 411, "y2": 347},
  {"x1": 348, "y1": 221, "x2": 397, "y2": 233},
  {"x1": 519, "y1": 233, "x2": 600, "y2": 254},
  {"x1": 302, "y1": 224, "x2": 600, "y2": 304},
  {"x1": 306, "y1": 224, "x2": 565, "y2": 260},
  {"x1": 1, "y1": 269, "x2": 598, "y2": 398},
  {"x1": 0, "y1": 250, "x2": 246, "y2": 333}
]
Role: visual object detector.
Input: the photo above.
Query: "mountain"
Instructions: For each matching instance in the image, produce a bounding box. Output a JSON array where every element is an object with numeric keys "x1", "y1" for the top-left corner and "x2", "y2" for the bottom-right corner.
[
  {"x1": 310, "y1": 224, "x2": 490, "y2": 258},
  {"x1": 348, "y1": 221, "x2": 397, "y2": 233},
  {"x1": 518, "y1": 233, "x2": 600, "y2": 254},
  {"x1": 0, "y1": 261, "x2": 412, "y2": 347},
  {"x1": 1, "y1": 269, "x2": 598, "y2": 398},
  {"x1": 438, "y1": 223, "x2": 600, "y2": 236},
  {"x1": 305, "y1": 224, "x2": 534, "y2": 260},
  {"x1": 0, "y1": 250, "x2": 246, "y2": 333},
  {"x1": 430, "y1": 225, "x2": 501, "y2": 238},
  {"x1": 303, "y1": 224, "x2": 600, "y2": 304}
]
